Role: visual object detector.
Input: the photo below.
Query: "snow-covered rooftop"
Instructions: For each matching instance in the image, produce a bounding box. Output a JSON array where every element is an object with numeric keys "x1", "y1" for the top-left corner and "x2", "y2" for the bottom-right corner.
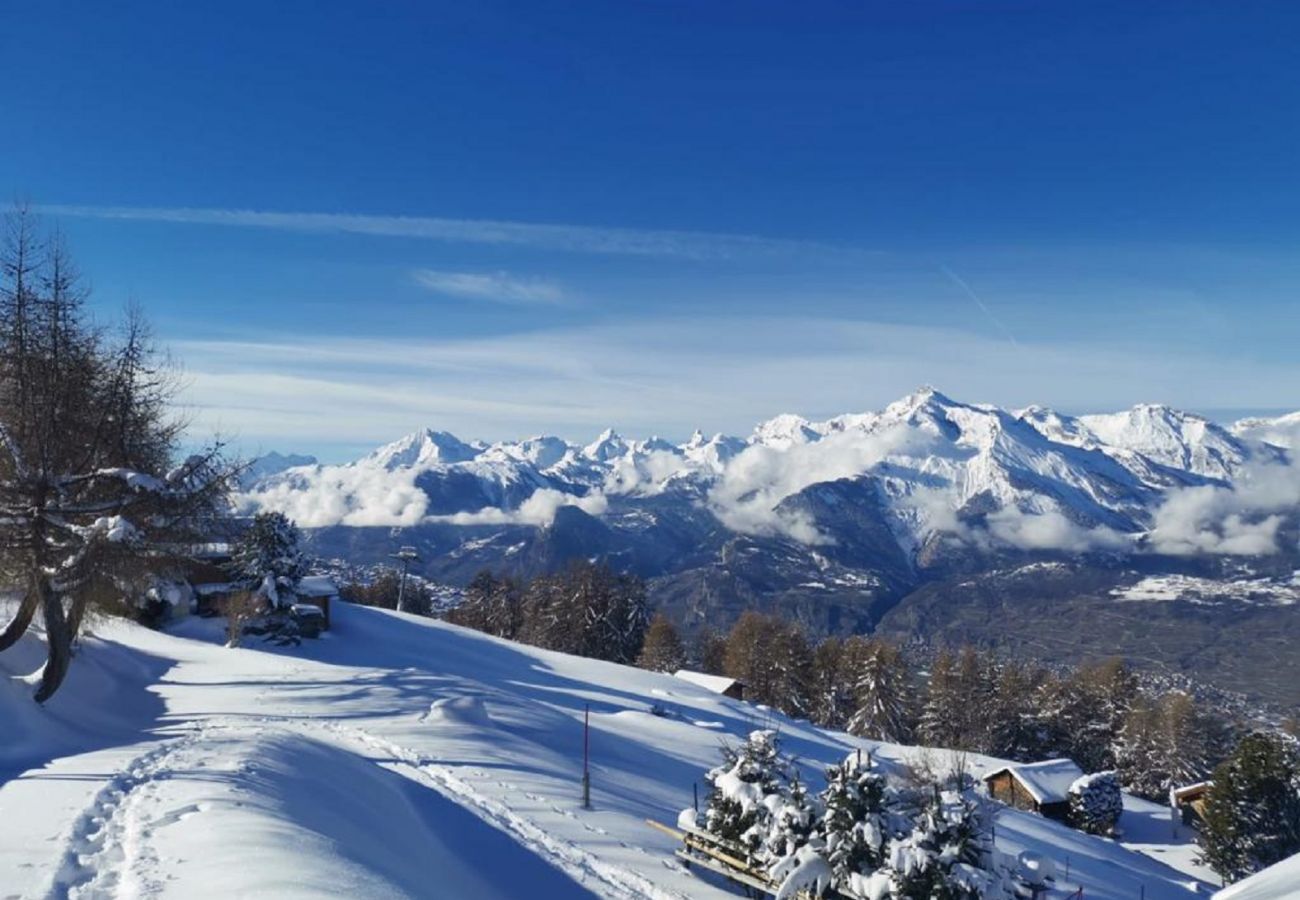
[
  {"x1": 985, "y1": 758, "x2": 1086, "y2": 805},
  {"x1": 192, "y1": 582, "x2": 234, "y2": 597},
  {"x1": 673, "y1": 670, "x2": 741, "y2": 695},
  {"x1": 1169, "y1": 781, "x2": 1212, "y2": 804},
  {"x1": 1214, "y1": 851, "x2": 1300, "y2": 900},
  {"x1": 297, "y1": 575, "x2": 338, "y2": 598}
]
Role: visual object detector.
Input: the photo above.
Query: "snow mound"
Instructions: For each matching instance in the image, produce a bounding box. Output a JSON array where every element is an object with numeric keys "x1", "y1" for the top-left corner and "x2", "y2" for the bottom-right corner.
[{"x1": 422, "y1": 695, "x2": 492, "y2": 727}]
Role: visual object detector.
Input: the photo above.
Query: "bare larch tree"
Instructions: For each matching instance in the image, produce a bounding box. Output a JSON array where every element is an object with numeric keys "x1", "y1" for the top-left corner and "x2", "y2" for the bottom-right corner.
[{"x1": 0, "y1": 205, "x2": 231, "y2": 701}]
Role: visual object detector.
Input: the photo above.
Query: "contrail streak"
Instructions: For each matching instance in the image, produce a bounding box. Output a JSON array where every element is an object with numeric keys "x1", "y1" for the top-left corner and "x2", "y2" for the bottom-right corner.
[{"x1": 940, "y1": 265, "x2": 1020, "y2": 348}]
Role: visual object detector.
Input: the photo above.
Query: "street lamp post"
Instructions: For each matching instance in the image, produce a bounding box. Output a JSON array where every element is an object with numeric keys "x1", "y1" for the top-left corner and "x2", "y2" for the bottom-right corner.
[{"x1": 389, "y1": 545, "x2": 420, "y2": 613}]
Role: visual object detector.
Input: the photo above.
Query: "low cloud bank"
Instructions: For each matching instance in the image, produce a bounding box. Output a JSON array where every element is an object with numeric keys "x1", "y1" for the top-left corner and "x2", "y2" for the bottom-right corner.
[
  {"x1": 981, "y1": 507, "x2": 1129, "y2": 553},
  {"x1": 237, "y1": 465, "x2": 429, "y2": 528},
  {"x1": 1148, "y1": 458, "x2": 1300, "y2": 555},
  {"x1": 428, "y1": 489, "x2": 608, "y2": 527},
  {"x1": 706, "y1": 426, "x2": 922, "y2": 544}
]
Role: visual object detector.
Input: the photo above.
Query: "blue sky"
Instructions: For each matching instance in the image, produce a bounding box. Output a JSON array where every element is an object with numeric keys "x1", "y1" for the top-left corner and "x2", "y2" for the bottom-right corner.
[{"x1": 4, "y1": 1, "x2": 1299, "y2": 460}]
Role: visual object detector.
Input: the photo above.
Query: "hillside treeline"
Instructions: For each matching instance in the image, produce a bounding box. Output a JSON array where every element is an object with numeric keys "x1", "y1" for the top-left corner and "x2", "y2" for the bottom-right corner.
[
  {"x1": 447, "y1": 562, "x2": 649, "y2": 665},
  {"x1": 640, "y1": 610, "x2": 1235, "y2": 804}
]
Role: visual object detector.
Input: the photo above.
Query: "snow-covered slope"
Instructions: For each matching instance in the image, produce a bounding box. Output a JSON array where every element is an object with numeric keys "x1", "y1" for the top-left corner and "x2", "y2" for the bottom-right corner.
[
  {"x1": 1, "y1": 602, "x2": 1214, "y2": 899},
  {"x1": 1214, "y1": 851, "x2": 1300, "y2": 900}
]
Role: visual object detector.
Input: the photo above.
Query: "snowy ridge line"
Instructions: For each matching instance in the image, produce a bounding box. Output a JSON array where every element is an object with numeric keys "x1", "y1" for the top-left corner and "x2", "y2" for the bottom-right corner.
[
  {"x1": 314, "y1": 720, "x2": 691, "y2": 900},
  {"x1": 238, "y1": 387, "x2": 1300, "y2": 558},
  {"x1": 45, "y1": 725, "x2": 203, "y2": 900}
]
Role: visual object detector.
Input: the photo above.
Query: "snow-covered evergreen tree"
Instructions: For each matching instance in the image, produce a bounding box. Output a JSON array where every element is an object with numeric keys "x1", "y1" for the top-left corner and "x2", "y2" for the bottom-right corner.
[
  {"x1": 919, "y1": 650, "x2": 962, "y2": 748},
  {"x1": 231, "y1": 511, "x2": 307, "y2": 609},
  {"x1": 848, "y1": 641, "x2": 912, "y2": 743},
  {"x1": 1068, "y1": 771, "x2": 1122, "y2": 836},
  {"x1": 704, "y1": 729, "x2": 787, "y2": 856},
  {"x1": 754, "y1": 769, "x2": 819, "y2": 870},
  {"x1": 810, "y1": 637, "x2": 856, "y2": 729},
  {"x1": 1199, "y1": 731, "x2": 1300, "y2": 883},
  {"x1": 986, "y1": 661, "x2": 1048, "y2": 762},
  {"x1": 885, "y1": 787, "x2": 999, "y2": 900},
  {"x1": 1117, "y1": 691, "x2": 1229, "y2": 801},
  {"x1": 819, "y1": 752, "x2": 889, "y2": 884},
  {"x1": 696, "y1": 732, "x2": 1013, "y2": 899}
]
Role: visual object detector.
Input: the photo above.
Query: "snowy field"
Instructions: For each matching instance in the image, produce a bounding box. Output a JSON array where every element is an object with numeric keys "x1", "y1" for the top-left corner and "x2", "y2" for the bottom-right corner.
[
  {"x1": 1, "y1": 602, "x2": 1218, "y2": 899},
  {"x1": 1111, "y1": 573, "x2": 1300, "y2": 606}
]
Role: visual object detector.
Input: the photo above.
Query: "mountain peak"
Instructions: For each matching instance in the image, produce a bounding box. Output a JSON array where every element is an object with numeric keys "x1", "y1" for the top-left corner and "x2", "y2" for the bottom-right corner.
[
  {"x1": 583, "y1": 428, "x2": 628, "y2": 461},
  {"x1": 753, "y1": 413, "x2": 819, "y2": 447},
  {"x1": 368, "y1": 428, "x2": 479, "y2": 470}
]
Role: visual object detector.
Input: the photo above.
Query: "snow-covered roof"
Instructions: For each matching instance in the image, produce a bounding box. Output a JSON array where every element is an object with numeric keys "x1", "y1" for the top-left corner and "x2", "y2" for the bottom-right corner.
[
  {"x1": 190, "y1": 542, "x2": 232, "y2": 559},
  {"x1": 1169, "y1": 781, "x2": 1212, "y2": 804},
  {"x1": 297, "y1": 575, "x2": 338, "y2": 598},
  {"x1": 984, "y1": 758, "x2": 1085, "y2": 805},
  {"x1": 1214, "y1": 851, "x2": 1300, "y2": 900},
  {"x1": 673, "y1": 670, "x2": 741, "y2": 694},
  {"x1": 193, "y1": 582, "x2": 234, "y2": 597}
]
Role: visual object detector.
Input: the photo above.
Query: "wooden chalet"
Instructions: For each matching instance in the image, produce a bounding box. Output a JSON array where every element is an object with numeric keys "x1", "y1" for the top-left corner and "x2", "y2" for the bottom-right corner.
[
  {"x1": 982, "y1": 759, "x2": 1084, "y2": 822},
  {"x1": 1170, "y1": 781, "x2": 1212, "y2": 830},
  {"x1": 673, "y1": 670, "x2": 745, "y2": 701}
]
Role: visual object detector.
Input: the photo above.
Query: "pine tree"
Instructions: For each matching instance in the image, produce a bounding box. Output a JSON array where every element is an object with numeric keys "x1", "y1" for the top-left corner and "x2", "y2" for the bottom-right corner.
[
  {"x1": 448, "y1": 569, "x2": 497, "y2": 632},
  {"x1": 820, "y1": 752, "x2": 888, "y2": 883},
  {"x1": 1037, "y1": 658, "x2": 1136, "y2": 773},
  {"x1": 986, "y1": 660, "x2": 1047, "y2": 762},
  {"x1": 847, "y1": 640, "x2": 913, "y2": 743},
  {"x1": 637, "y1": 612, "x2": 686, "y2": 672},
  {"x1": 230, "y1": 511, "x2": 307, "y2": 608},
  {"x1": 1199, "y1": 732, "x2": 1300, "y2": 883},
  {"x1": 1118, "y1": 691, "x2": 1230, "y2": 801},
  {"x1": 513, "y1": 562, "x2": 647, "y2": 661},
  {"x1": 755, "y1": 768, "x2": 818, "y2": 869},
  {"x1": 518, "y1": 570, "x2": 581, "y2": 653},
  {"x1": 886, "y1": 785, "x2": 994, "y2": 900},
  {"x1": 483, "y1": 573, "x2": 523, "y2": 639},
  {"x1": 952, "y1": 646, "x2": 995, "y2": 752},
  {"x1": 811, "y1": 638, "x2": 855, "y2": 729},
  {"x1": 695, "y1": 626, "x2": 728, "y2": 675},
  {"x1": 771, "y1": 621, "x2": 814, "y2": 719},
  {"x1": 919, "y1": 649, "x2": 962, "y2": 748},
  {"x1": 704, "y1": 729, "x2": 788, "y2": 859}
]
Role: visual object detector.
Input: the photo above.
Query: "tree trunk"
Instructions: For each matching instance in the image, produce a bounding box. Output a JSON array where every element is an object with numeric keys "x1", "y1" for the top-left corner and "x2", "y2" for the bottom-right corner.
[
  {"x1": 0, "y1": 585, "x2": 39, "y2": 652},
  {"x1": 34, "y1": 582, "x2": 72, "y2": 704},
  {"x1": 66, "y1": 591, "x2": 89, "y2": 646}
]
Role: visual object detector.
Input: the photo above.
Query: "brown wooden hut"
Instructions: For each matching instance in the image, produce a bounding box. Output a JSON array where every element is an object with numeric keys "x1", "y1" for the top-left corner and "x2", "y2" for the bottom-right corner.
[{"x1": 982, "y1": 758, "x2": 1085, "y2": 823}]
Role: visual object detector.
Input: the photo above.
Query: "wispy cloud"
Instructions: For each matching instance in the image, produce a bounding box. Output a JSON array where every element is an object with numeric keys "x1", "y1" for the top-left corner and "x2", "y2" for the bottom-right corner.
[
  {"x1": 412, "y1": 268, "x2": 565, "y2": 305},
  {"x1": 41, "y1": 204, "x2": 853, "y2": 260}
]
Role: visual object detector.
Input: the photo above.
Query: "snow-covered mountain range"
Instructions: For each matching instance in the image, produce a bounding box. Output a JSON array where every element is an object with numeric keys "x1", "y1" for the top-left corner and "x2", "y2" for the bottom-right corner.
[
  {"x1": 239, "y1": 389, "x2": 1300, "y2": 705},
  {"x1": 240, "y1": 387, "x2": 1297, "y2": 559}
]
